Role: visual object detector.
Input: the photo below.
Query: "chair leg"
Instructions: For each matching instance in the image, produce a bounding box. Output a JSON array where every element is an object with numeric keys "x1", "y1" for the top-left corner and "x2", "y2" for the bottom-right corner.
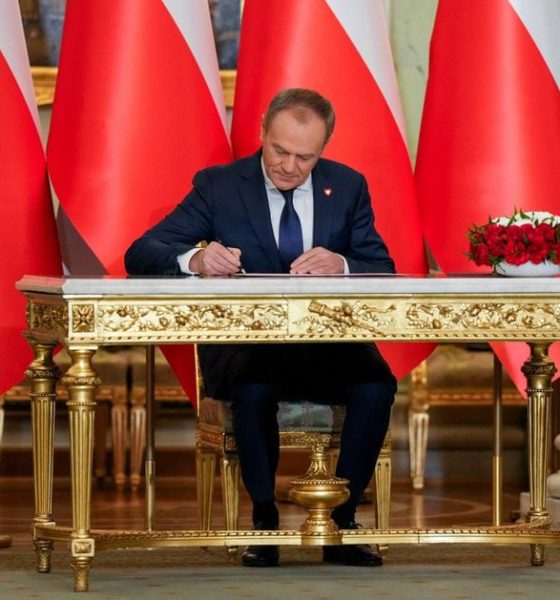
[
  {"x1": 93, "y1": 401, "x2": 109, "y2": 484},
  {"x1": 409, "y1": 361, "x2": 430, "y2": 490},
  {"x1": 374, "y1": 456, "x2": 391, "y2": 530},
  {"x1": 0, "y1": 398, "x2": 4, "y2": 462},
  {"x1": 129, "y1": 400, "x2": 146, "y2": 492},
  {"x1": 409, "y1": 410, "x2": 429, "y2": 491},
  {"x1": 196, "y1": 448, "x2": 217, "y2": 530},
  {"x1": 220, "y1": 452, "x2": 240, "y2": 557},
  {"x1": 111, "y1": 393, "x2": 129, "y2": 491},
  {"x1": 374, "y1": 435, "x2": 392, "y2": 555},
  {"x1": 220, "y1": 453, "x2": 240, "y2": 531}
]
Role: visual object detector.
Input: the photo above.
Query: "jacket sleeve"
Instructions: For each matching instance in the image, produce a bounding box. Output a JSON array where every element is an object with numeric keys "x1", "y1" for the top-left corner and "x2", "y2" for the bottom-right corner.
[
  {"x1": 345, "y1": 175, "x2": 396, "y2": 274},
  {"x1": 124, "y1": 171, "x2": 214, "y2": 275}
]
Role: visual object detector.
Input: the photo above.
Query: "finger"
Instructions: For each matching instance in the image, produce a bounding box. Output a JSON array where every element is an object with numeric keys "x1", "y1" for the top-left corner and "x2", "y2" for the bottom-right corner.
[
  {"x1": 227, "y1": 247, "x2": 242, "y2": 260},
  {"x1": 203, "y1": 246, "x2": 240, "y2": 275},
  {"x1": 291, "y1": 250, "x2": 343, "y2": 274}
]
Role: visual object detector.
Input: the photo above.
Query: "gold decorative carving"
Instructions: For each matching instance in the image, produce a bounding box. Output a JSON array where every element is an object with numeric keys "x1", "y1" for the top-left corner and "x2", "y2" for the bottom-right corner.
[
  {"x1": 71, "y1": 538, "x2": 95, "y2": 557},
  {"x1": 298, "y1": 300, "x2": 395, "y2": 335},
  {"x1": 25, "y1": 368, "x2": 60, "y2": 382},
  {"x1": 406, "y1": 302, "x2": 560, "y2": 332},
  {"x1": 97, "y1": 302, "x2": 287, "y2": 334},
  {"x1": 34, "y1": 540, "x2": 53, "y2": 573},
  {"x1": 28, "y1": 302, "x2": 68, "y2": 334},
  {"x1": 61, "y1": 375, "x2": 101, "y2": 389},
  {"x1": 279, "y1": 431, "x2": 340, "y2": 448},
  {"x1": 72, "y1": 304, "x2": 95, "y2": 332}
]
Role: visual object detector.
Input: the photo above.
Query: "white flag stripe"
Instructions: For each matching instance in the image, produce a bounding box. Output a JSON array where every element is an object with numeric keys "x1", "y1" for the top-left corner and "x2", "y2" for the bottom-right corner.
[
  {"x1": 0, "y1": 1, "x2": 40, "y2": 131},
  {"x1": 325, "y1": 0, "x2": 406, "y2": 139},
  {"x1": 508, "y1": 0, "x2": 560, "y2": 89},
  {"x1": 161, "y1": 0, "x2": 228, "y2": 132}
]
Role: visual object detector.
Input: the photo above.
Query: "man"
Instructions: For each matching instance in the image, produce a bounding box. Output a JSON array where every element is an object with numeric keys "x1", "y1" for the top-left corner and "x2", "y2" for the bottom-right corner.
[{"x1": 125, "y1": 88, "x2": 397, "y2": 567}]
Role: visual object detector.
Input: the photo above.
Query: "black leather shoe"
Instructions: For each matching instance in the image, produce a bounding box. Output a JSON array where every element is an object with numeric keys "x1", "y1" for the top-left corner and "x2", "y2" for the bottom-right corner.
[
  {"x1": 242, "y1": 518, "x2": 279, "y2": 567},
  {"x1": 241, "y1": 544, "x2": 279, "y2": 567},
  {"x1": 323, "y1": 544, "x2": 383, "y2": 566},
  {"x1": 323, "y1": 521, "x2": 383, "y2": 567}
]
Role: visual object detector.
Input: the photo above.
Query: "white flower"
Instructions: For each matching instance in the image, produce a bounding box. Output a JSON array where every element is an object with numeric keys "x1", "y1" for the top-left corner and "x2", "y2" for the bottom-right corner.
[{"x1": 493, "y1": 210, "x2": 560, "y2": 227}]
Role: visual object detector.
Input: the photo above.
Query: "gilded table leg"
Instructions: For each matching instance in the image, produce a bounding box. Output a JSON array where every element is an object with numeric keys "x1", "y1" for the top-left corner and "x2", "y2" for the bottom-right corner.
[
  {"x1": 62, "y1": 347, "x2": 99, "y2": 592},
  {"x1": 522, "y1": 342, "x2": 556, "y2": 566},
  {"x1": 25, "y1": 339, "x2": 59, "y2": 573}
]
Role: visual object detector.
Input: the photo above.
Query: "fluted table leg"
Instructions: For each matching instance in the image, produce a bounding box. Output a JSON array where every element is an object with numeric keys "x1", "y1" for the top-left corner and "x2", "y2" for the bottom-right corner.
[
  {"x1": 522, "y1": 342, "x2": 556, "y2": 566},
  {"x1": 25, "y1": 339, "x2": 59, "y2": 573},
  {"x1": 62, "y1": 346, "x2": 99, "y2": 592}
]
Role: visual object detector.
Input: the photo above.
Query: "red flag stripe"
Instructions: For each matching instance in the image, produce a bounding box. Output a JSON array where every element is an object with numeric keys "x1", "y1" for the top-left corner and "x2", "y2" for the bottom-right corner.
[
  {"x1": 232, "y1": 0, "x2": 433, "y2": 378},
  {"x1": 48, "y1": 0, "x2": 231, "y2": 276},
  {"x1": 416, "y1": 1, "x2": 560, "y2": 271},
  {"x1": 47, "y1": 0, "x2": 232, "y2": 403},
  {"x1": 0, "y1": 50, "x2": 61, "y2": 393},
  {"x1": 415, "y1": 0, "x2": 560, "y2": 393}
]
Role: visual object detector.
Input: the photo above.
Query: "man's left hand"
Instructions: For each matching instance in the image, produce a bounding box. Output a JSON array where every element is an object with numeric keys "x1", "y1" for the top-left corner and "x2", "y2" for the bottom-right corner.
[{"x1": 289, "y1": 247, "x2": 344, "y2": 274}]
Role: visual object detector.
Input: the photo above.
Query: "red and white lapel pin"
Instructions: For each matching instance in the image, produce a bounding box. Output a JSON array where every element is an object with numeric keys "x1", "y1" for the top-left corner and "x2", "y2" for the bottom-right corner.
[{"x1": 324, "y1": 187, "x2": 332, "y2": 196}]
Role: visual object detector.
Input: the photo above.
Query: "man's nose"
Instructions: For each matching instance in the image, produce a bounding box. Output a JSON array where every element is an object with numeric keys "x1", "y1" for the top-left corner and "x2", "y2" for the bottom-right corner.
[{"x1": 282, "y1": 154, "x2": 297, "y2": 173}]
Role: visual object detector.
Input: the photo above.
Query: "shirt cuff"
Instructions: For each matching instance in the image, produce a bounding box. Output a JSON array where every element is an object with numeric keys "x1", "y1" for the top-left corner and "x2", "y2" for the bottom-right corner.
[
  {"x1": 337, "y1": 255, "x2": 350, "y2": 275},
  {"x1": 177, "y1": 248, "x2": 203, "y2": 274}
]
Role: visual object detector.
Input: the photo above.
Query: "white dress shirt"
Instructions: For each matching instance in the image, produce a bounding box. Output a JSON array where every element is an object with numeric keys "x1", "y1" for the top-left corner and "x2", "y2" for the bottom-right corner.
[{"x1": 178, "y1": 160, "x2": 347, "y2": 273}]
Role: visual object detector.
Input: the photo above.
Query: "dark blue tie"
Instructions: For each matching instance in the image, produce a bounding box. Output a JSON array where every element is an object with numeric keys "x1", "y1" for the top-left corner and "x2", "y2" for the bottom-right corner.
[{"x1": 278, "y1": 188, "x2": 303, "y2": 272}]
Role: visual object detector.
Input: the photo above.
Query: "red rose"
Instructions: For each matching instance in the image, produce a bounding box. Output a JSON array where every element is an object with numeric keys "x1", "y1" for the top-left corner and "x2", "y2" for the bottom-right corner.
[
  {"x1": 470, "y1": 242, "x2": 490, "y2": 266},
  {"x1": 503, "y1": 240, "x2": 529, "y2": 265}
]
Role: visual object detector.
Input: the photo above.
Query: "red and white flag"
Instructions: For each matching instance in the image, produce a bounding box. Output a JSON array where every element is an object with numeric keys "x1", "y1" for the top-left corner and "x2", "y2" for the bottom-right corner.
[
  {"x1": 47, "y1": 0, "x2": 232, "y2": 401},
  {"x1": 232, "y1": 0, "x2": 433, "y2": 379},
  {"x1": 416, "y1": 0, "x2": 560, "y2": 392},
  {"x1": 0, "y1": 1, "x2": 61, "y2": 394}
]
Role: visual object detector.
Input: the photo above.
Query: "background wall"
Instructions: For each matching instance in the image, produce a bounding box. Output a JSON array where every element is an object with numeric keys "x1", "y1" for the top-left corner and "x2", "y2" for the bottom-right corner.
[{"x1": 390, "y1": 0, "x2": 439, "y2": 164}]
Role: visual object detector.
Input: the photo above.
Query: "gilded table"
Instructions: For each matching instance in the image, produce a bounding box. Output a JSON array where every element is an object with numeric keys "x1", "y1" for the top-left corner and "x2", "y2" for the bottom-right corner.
[{"x1": 16, "y1": 275, "x2": 560, "y2": 591}]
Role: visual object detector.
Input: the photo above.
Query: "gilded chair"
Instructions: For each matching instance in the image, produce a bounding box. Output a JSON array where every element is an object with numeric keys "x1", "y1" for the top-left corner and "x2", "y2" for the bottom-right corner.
[
  {"x1": 196, "y1": 393, "x2": 392, "y2": 538},
  {"x1": 127, "y1": 347, "x2": 392, "y2": 540},
  {"x1": 408, "y1": 344, "x2": 524, "y2": 490}
]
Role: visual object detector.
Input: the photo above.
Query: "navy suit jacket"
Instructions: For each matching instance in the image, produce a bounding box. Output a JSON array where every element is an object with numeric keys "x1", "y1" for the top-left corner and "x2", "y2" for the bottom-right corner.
[{"x1": 125, "y1": 150, "x2": 395, "y2": 396}]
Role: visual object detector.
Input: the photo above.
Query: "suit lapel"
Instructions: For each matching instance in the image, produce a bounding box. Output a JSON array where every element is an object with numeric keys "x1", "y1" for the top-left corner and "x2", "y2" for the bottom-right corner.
[
  {"x1": 312, "y1": 160, "x2": 335, "y2": 248},
  {"x1": 236, "y1": 152, "x2": 283, "y2": 271}
]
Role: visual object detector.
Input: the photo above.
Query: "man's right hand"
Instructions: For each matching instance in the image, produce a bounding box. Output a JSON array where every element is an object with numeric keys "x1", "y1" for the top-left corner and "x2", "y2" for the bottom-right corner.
[{"x1": 188, "y1": 241, "x2": 242, "y2": 275}]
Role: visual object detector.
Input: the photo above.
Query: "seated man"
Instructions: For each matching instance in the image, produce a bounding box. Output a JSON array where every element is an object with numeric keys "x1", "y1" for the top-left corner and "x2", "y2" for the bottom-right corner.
[{"x1": 125, "y1": 88, "x2": 397, "y2": 567}]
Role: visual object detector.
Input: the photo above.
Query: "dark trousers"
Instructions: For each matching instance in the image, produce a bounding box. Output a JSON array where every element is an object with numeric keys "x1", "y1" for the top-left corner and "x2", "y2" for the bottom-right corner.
[{"x1": 224, "y1": 344, "x2": 396, "y2": 527}]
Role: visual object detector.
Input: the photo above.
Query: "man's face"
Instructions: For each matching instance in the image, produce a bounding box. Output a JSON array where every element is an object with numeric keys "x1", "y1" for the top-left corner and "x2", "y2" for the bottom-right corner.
[{"x1": 261, "y1": 108, "x2": 328, "y2": 190}]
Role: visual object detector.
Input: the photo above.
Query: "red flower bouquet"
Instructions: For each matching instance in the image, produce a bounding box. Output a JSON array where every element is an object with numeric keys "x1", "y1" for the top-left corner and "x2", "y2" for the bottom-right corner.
[{"x1": 467, "y1": 210, "x2": 560, "y2": 276}]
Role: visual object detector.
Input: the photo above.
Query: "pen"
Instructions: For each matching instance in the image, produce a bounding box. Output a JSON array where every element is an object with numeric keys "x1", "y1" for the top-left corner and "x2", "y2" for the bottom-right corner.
[{"x1": 217, "y1": 239, "x2": 246, "y2": 274}]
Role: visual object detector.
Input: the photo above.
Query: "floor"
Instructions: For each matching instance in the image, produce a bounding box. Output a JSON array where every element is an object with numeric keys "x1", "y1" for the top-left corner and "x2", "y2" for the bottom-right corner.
[
  {"x1": 0, "y1": 474, "x2": 525, "y2": 548},
  {"x1": 3, "y1": 475, "x2": 560, "y2": 599}
]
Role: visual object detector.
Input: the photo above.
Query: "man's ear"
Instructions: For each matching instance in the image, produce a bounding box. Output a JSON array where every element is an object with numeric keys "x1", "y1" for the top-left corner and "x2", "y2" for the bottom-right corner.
[{"x1": 259, "y1": 115, "x2": 265, "y2": 142}]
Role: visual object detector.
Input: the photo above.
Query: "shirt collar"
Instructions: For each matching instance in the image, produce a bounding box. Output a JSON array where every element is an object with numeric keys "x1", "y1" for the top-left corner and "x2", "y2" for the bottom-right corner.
[{"x1": 260, "y1": 156, "x2": 313, "y2": 193}]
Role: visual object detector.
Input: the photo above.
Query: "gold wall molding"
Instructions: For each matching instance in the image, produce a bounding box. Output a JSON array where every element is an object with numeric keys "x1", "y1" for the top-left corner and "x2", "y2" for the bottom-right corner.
[{"x1": 31, "y1": 67, "x2": 236, "y2": 108}]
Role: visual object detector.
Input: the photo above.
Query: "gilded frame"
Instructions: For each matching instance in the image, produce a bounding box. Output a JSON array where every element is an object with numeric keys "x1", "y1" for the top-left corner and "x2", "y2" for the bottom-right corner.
[{"x1": 31, "y1": 66, "x2": 236, "y2": 108}]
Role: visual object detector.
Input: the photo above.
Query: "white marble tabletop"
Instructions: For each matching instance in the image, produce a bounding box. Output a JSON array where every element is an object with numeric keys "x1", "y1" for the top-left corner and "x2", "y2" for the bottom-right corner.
[{"x1": 16, "y1": 274, "x2": 560, "y2": 297}]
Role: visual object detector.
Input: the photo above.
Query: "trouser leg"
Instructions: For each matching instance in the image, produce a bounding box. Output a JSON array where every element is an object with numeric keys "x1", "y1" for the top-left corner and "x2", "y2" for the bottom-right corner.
[
  {"x1": 332, "y1": 381, "x2": 395, "y2": 526},
  {"x1": 230, "y1": 383, "x2": 280, "y2": 522}
]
